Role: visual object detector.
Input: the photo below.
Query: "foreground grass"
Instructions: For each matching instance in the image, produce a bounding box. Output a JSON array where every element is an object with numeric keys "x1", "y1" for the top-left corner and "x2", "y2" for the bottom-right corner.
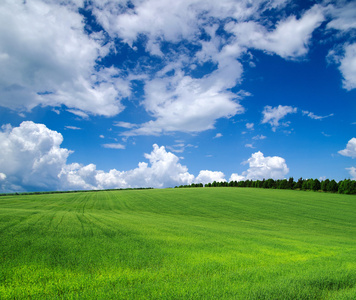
[{"x1": 0, "y1": 188, "x2": 355, "y2": 299}]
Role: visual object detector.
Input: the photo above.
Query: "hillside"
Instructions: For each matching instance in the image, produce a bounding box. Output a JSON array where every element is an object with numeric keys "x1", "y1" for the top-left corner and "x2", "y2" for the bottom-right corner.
[{"x1": 0, "y1": 188, "x2": 355, "y2": 299}]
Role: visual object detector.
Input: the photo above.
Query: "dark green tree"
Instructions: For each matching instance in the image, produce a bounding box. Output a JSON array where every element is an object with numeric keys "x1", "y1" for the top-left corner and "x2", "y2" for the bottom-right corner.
[
  {"x1": 321, "y1": 179, "x2": 330, "y2": 192},
  {"x1": 288, "y1": 177, "x2": 294, "y2": 189},
  {"x1": 311, "y1": 179, "x2": 321, "y2": 191},
  {"x1": 338, "y1": 179, "x2": 356, "y2": 194},
  {"x1": 278, "y1": 179, "x2": 289, "y2": 189},
  {"x1": 327, "y1": 180, "x2": 338, "y2": 193},
  {"x1": 294, "y1": 177, "x2": 303, "y2": 190}
]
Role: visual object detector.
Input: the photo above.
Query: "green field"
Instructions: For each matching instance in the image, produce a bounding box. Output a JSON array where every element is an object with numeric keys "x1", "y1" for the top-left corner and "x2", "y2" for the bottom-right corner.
[{"x1": 0, "y1": 188, "x2": 355, "y2": 299}]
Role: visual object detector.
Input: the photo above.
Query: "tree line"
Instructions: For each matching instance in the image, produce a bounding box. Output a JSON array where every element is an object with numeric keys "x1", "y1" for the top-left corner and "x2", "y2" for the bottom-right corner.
[{"x1": 175, "y1": 178, "x2": 356, "y2": 195}]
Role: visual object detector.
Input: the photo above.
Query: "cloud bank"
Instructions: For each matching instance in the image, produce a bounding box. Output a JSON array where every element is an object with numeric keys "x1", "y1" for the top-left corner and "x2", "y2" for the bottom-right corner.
[{"x1": 0, "y1": 122, "x2": 290, "y2": 192}]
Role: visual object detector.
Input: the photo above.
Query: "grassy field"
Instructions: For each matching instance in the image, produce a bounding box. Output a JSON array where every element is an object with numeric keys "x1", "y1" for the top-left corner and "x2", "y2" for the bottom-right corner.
[{"x1": 0, "y1": 188, "x2": 355, "y2": 299}]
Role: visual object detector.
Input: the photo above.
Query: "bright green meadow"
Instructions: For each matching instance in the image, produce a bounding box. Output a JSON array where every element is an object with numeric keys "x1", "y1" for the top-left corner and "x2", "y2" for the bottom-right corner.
[{"x1": 0, "y1": 188, "x2": 355, "y2": 299}]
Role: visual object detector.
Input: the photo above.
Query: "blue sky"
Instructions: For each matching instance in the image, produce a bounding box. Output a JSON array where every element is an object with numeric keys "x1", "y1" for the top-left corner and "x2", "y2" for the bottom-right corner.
[{"x1": 0, "y1": 0, "x2": 355, "y2": 192}]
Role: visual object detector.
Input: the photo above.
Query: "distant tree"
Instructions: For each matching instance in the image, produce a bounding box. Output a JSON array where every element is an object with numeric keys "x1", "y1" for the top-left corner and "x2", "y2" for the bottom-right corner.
[
  {"x1": 278, "y1": 179, "x2": 289, "y2": 189},
  {"x1": 338, "y1": 179, "x2": 356, "y2": 194},
  {"x1": 311, "y1": 179, "x2": 321, "y2": 191},
  {"x1": 288, "y1": 177, "x2": 294, "y2": 189},
  {"x1": 327, "y1": 180, "x2": 338, "y2": 193},
  {"x1": 302, "y1": 179, "x2": 309, "y2": 190},
  {"x1": 264, "y1": 179, "x2": 275, "y2": 189},
  {"x1": 238, "y1": 181, "x2": 246, "y2": 187},
  {"x1": 321, "y1": 179, "x2": 330, "y2": 192},
  {"x1": 294, "y1": 177, "x2": 303, "y2": 190}
]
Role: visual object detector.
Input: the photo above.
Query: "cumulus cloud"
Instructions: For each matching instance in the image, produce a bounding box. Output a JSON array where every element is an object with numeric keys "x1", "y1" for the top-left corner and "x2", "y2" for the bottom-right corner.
[
  {"x1": 338, "y1": 138, "x2": 356, "y2": 158},
  {"x1": 262, "y1": 105, "x2": 297, "y2": 131},
  {"x1": 0, "y1": 121, "x2": 72, "y2": 192},
  {"x1": 195, "y1": 170, "x2": 226, "y2": 184},
  {"x1": 0, "y1": 0, "x2": 130, "y2": 116},
  {"x1": 242, "y1": 151, "x2": 289, "y2": 180},
  {"x1": 0, "y1": 122, "x2": 196, "y2": 192},
  {"x1": 125, "y1": 69, "x2": 245, "y2": 135},
  {"x1": 60, "y1": 144, "x2": 195, "y2": 190},
  {"x1": 229, "y1": 173, "x2": 245, "y2": 182},
  {"x1": 346, "y1": 167, "x2": 356, "y2": 180},
  {"x1": 0, "y1": 122, "x2": 293, "y2": 192}
]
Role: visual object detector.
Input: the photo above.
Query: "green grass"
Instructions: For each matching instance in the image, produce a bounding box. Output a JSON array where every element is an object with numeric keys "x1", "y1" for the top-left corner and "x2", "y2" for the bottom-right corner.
[{"x1": 0, "y1": 188, "x2": 355, "y2": 299}]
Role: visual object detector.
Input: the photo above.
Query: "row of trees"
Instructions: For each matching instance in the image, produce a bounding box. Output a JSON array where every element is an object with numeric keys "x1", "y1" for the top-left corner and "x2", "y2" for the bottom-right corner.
[{"x1": 175, "y1": 178, "x2": 356, "y2": 194}]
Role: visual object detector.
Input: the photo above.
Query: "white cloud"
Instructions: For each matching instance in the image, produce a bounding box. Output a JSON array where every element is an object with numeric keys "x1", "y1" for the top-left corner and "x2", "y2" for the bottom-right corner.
[
  {"x1": 325, "y1": 2, "x2": 356, "y2": 91},
  {"x1": 242, "y1": 151, "x2": 289, "y2": 180},
  {"x1": 252, "y1": 134, "x2": 267, "y2": 140},
  {"x1": 245, "y1": 144, "x2": 255, "y2": 148},
  {"x1": 326, "y1": 1, "x2": 356, "y2": 31},
  {"x1": 226, "y1": 4, "x2": 325, "y2": 59},
  {"x1": 65, "y1": 126, "x2": 81, "y2": 130},
  {"x1": 125, "y1": 69, "x2": 245, "y2": 135},
  {"x1": 346, "y1": 167, "x2": 356, "y2": 180},
  {"x1": 90, "y1": 0, "x2": 306, "y2": 136},
  {"x1": 338, "y1": 43, "x2": 356, "y2": 91},
  {"x1": 166, "y1": 143, "x2": 195, "y2": 153},
  {"x1": 0, "y1": 0, "x2": 130, "y2": 117},
  {"x1": 0, "y1": 122, "x2": 294, "y2": 192},
  {"x1": 262, "y1": 105, "x2": 297, "y2": 131},
  {"x1": 102, "y1": 143, "x2": 126, "y2": 150},
  {"x1": 195, "y1": 170, "x2": 226, "y2": 184},
  {"x1": 0, "y1": 122, "x2": 197, "y2": 192},
  {"x1": 0, "y1": 121, "x2": 72, "y2": 192},
  {"x1": 322, "y1": 132, "x2": 331, "y2": 137},
  {"x1": 229, "y1": 173, "x2": 245, "y2": 182},
  {"x1": 246, "y1": 123, "x2": 254, "y2": 130},
  {"x1": 66, "y1": 110, "x2": 89, "y2": 119},
  {"x1": 338, "y1": 138, "x2": 356, "y2": 158},
  {"x1": 302, "y1": 110, "x2": 334, "y2": 120},
  {"x1": 214, "y1": 133, "x2": 223, "y2": 139},
  {"x1": 91, "y1": 0, "x2": 287, "y2": 52},
  {"x1": 83, "y1": 144, "x2": 195, "y2": 189},
  {"x1": 114, "y1": 121, "x2": 138, "y2": 129},
  {"x1": 0, "y1": 0, "x2": 331, "y2": 136}
]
